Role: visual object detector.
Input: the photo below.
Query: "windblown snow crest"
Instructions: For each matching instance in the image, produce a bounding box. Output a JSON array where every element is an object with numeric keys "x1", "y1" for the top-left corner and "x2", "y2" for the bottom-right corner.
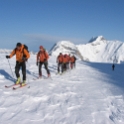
[
  {"x1": 50, "y1": 36, "x2": 124, "y2": 63},
  {"x1": 49, "y1": 41, "x2": 83, "y2": 59}
]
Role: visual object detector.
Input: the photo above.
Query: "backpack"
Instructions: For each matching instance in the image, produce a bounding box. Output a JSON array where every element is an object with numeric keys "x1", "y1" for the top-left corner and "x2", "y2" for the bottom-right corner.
[
  {"x1": 38, "y1": 50, "x2": 49, "y2": 61},
  {"x1": 23, "y1": 44, "x2": 29, "y2": 54},
  {"x1": 23, "y1": 44, "x2": 29, "y2": 52},
  {"x1": 14, "y1": 44, "x2": 29, "y2": 58},
  {"x1": 22, "y1": 44, "x2": 29, "y2": 58}
]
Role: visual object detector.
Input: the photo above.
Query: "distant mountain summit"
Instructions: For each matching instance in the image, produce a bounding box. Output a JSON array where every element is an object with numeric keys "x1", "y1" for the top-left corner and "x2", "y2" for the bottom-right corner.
[{"x1": 89, "y1": 36, "x2": 106, "y2": 43}]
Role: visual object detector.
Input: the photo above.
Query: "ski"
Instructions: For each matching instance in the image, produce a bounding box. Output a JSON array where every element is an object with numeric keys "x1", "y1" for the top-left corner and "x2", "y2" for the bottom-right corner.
[
  {"x1": 13, "y1": 84, "x2": 28, "y2": 90},
  {"x1": 33, "y1": 76, "x2": 52, "y2": 80},
  {"x1": 44, "y1": 76, "x2": 52, "y2": 80},
  {"x1": 33, "y1": 77, "x2": 42, "y2": 80},
  {"x1": 5, "y1": 83, "x2": 20, "y2": 88}
]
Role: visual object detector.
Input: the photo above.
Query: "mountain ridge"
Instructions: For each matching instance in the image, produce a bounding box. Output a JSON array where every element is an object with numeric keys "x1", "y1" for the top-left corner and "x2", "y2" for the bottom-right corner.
[{"x1": 50, "y1": 36, "x2": 124, "y2": 63}]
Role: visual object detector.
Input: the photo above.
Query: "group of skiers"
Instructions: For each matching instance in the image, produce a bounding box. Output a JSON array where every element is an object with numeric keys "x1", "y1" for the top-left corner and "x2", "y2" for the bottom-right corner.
[
  {"x1": 56, "y1": 53, "x2": 76, "y2": 74},
  {"x1": 5, "y1": 43, "x2": 77, "y2": 86}
]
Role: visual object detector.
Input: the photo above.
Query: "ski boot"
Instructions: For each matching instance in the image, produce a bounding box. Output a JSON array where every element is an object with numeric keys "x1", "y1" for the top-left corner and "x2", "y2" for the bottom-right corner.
[
  {"x1": 21, "y1": 80, "x2": 26, "y2": 86},
  {"x1": 48, "y1": 74, "x2": 51, "y2": 78},
  {"x1": 15, "y1": 77, "x2": 21, "y2": 85}
]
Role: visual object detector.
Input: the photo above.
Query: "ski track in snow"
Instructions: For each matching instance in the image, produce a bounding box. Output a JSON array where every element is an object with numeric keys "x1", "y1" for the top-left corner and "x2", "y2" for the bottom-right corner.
[{"x1": 0, "y1": 54, "x2": 124, "y2": 124}]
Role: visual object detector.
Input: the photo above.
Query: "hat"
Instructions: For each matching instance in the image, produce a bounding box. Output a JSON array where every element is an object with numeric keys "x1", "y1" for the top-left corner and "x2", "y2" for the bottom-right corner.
[
  {"x1": 16, "y1": 42, "x2": 22, "y2": 47},
  {"x1": 39, "y1": 46, "x2": 44, "y2": 49}
]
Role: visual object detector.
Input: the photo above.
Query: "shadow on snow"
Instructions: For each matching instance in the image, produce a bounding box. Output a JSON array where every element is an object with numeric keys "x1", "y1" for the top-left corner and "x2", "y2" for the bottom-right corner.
[
  {"x1": 0, "y1": 69, "x2": 15, "y2": 82},
  {"x1": 79, "y1": 61, "x2": 124, "y2": 90}
]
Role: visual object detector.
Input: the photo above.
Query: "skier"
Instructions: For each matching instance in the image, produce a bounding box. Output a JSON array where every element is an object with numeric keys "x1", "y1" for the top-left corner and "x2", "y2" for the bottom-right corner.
[
  {"x1": 66, "y1": 54, "x2": 71, "y2": 70},
  {"x1": 62, "y1": 54, "x2": 68, "y2": 72},
  {"x1": 56, "y1": 53, "x2": 63, "y2": 74},
  {"x1": 73, "y1": 55, "x2": 77, "y2": 68},
  {"x1": 36, "y1": 46, "x2": 50, "y2": 78},
  {"x1": 6, "y1": 42, "x2": 30, "y2": 86},
  {"x1": 70, "y1": 55, "x2": 77, "y2": 69},
  {"x1": 112, "y1": 63, "x2": 115, "y2": 71}
]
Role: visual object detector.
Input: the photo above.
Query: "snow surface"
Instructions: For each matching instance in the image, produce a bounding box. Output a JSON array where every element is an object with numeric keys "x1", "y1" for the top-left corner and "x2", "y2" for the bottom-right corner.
[{"x1": 0, "y1": 52, "x2": 124, "y2": 124}]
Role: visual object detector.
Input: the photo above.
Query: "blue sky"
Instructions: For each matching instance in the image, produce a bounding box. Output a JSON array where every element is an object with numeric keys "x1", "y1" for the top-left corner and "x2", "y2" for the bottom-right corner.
[{"x1": 0, "y1": 0, "x2": 124, "y2": 51}]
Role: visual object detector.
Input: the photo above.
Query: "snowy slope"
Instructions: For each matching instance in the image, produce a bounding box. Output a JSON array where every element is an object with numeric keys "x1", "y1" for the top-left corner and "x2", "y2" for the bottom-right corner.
[
  {"x1": 0, "y1": 53, "x2": 124, "y2": 124},
  {"x1": 50, "y1": 36, "x2": 124, "y2": 63}
]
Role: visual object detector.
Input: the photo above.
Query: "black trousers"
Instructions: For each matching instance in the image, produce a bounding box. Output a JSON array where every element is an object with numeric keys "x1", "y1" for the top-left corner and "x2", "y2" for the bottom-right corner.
[
  {"x1": 70, "y1": 62, "x2": 75, "y2": 69},
  {"x1": 66, "y1": 62, "x2": 70, "y2": 70},
  {"x1": 39, "y1": 61, "x2": 50, "y2": 76},
  {"x1": 62, "y1": 63, "x2": 67, "y2": 72},
  {"x1": 57, "y1": 62, "x2": 63, "y2": 73},
  {"x1": 15, "y1": 61, "x2": 26, "y2": 80}
]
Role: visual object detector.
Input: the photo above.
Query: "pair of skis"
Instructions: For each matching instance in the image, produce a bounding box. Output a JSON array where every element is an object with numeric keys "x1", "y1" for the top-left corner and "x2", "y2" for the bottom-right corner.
[
  {"x1": 5, "y1": 83, "x2": 28, "y2": 90},
  {"x1": 5, "y1": 76, "x2": 52, "y2": 90},
  {"x1": 33, "y1": 76, "x2": 52, "y2": 80}
]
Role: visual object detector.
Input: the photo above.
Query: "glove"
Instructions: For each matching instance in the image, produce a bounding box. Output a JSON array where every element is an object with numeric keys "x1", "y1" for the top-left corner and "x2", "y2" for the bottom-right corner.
[
  {"x1": 22, "y1": 57, "x2": 27, "y2": 61},
  {"x1": 6, "y1": 55, "x2": 10, "y2": 59},
  {"x1": 44, "y1": 59, "x2": 47, "y2": 62},
  {"x1": 36, "y1": 62, "x2": 38, "y2": 66}
]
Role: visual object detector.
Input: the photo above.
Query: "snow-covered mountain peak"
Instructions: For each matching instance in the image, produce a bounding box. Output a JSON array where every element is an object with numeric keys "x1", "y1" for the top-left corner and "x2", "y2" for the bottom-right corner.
[
  {"x1": 89, "y1": 36, "x2": 106, "y2": 43},
  {"x1": 58, "y1": 40, "x2": 74, "y2": 46},
  {"x1": 88, "y1": 36, "x2": 107, "y2": 46},
  {"x1": 49, "y1": 41, "x2": 79, "y2": 57}
]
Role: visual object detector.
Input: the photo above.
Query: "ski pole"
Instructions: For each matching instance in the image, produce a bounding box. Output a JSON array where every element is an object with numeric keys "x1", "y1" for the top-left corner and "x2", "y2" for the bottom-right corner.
[
  {"x1": 26, "y1": 61, "x2": 29, "y2": 84},
  {"x1": 7, "y1": 59, "x2": 15, "y2": 80},
  {"x1": 37, "y1": 62, "x2": 40, "y2": 77}
]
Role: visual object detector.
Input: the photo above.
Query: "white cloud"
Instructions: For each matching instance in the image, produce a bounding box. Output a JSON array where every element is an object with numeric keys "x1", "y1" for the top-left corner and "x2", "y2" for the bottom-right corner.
[{"x1": 24, "y1": 33, "x2": 87, "y2": 44}]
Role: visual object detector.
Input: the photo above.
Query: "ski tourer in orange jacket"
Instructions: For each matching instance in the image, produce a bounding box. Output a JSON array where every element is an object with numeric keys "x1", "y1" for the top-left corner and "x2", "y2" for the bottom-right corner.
[
  {"x1": 9, "y1": 44, "x2": 30, "y2": 62},
  {"x1": 63, "y1": 54, "x2": 68, "y2": 64},
  {"x1": 36, "y1": 46, "x2": 50, "y2": 77},
  {"x1": 70, "y1": 56, "x2": 75, "y2": 63},
  {"x1": 37, "y1": 46, "x2": 49, "y2": 62},
  {"x1": 66, "y1": 54, "x2": 71, "y2": 69},
  {"x1": 57, "y1": 53, "x2": 63, "y2": 63},
  {"x1": 66, "y1": 54, "x2": 71, "y2": 63},
  {"x1": 70, "y1": 55, "x2": 77, "y2": 69},
  {"x1": 6, "y1": 42, "x2": 30, "y2": 85}
]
